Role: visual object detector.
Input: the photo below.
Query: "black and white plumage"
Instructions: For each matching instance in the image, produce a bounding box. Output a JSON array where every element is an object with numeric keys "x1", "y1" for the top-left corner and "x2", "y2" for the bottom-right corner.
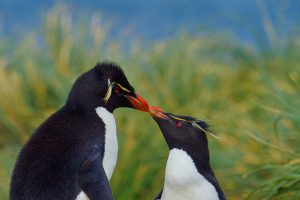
[
  {"x1": 10, "y1": 62, "x2": 146, "y2": 200},
  {"x1": 152, "y1": 113, "x2": 226, "y2": 200}
]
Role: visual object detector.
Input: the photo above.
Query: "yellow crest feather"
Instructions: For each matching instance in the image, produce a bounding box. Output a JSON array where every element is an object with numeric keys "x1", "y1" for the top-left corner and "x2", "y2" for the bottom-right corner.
[
  {"x1": 192, "y1": 121, "x2": 220, "y2": 140},
  {"x1": 103, "y1": 81, "x2": 115, "y2": 103},
  {"x1": 116, "y1": 83, "x2": 130, "y2": 92}
]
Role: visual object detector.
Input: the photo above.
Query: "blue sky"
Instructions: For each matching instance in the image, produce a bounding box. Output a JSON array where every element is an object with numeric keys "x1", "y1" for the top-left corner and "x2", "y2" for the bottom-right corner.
[{"x1": 0, "y1": 0, "x2": 299, "y2": 47}]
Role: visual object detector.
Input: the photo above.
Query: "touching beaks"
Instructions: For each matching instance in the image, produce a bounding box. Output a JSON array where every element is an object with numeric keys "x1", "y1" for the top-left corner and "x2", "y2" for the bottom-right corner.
[
  {"x1": 126, "y1": 95, "x2": 169, "y2": 119},
  {"x1": 126, "y1": 94, "x2": 149, "y2": 112}
]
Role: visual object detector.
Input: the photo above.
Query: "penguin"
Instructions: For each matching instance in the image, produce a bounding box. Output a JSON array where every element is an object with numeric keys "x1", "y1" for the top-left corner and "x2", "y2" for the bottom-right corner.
[
  {"x1": 10, "y1": 62, "x2": 149, "y2": 200},
  {"x1": 149, "y1": 107, "x2": 226, "y2": 200}
]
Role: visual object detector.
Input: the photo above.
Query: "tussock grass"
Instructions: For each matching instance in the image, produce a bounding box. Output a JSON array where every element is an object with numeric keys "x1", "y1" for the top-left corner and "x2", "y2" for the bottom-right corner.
[{"x1": 0, "y1": 5, "x2": 299, "y2": 200}]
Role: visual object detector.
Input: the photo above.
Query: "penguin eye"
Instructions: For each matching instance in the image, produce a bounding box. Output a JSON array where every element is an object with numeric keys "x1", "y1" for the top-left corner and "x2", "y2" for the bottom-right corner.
[
  {"x1": 175, "y1": 121, "x2": 183, "y2": 128},
  {"x1": 114, "y1": 86, "x2": 120, "y2": 94}
]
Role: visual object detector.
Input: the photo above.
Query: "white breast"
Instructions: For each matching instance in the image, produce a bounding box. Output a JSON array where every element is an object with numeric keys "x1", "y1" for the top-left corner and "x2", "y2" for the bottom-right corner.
[
  {"x1": 75, "y1": 107, "x2": 118, "y2": 200},
  {"x1": 161, "y1": 148, "x2": 219, "y2": 200},
  {"x1": 95, "y1": 107, "x2": 118, "y2": 180},
  {"x1": 75, "y1": 192, "x2": 89, "y2": 200}
]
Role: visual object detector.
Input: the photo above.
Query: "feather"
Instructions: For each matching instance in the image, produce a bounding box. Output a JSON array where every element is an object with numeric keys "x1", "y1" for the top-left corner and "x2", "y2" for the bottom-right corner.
[
  {"x1": 169, "y1": 115, "x2": 187, "y2": 121},
  {"x1": 116, "y1": 83, "x2": 130, "y2": 92},
  {"x1": 103, "y1": 81, "x2": 115, "y2": 103},
  {"x1": 192, "y1": 121, "x2": 220, "y2": 140}
]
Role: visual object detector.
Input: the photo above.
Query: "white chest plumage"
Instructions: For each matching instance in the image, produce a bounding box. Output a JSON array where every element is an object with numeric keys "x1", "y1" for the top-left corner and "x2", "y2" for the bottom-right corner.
[
  {"x1": 95, "y1": 107, "x2": 118, "y2": 180},
  {"x1": 76, "y1": 107, "x2": 118, "y2": 200},
  {"x1": 75, "y1": 192, "x2": 89, "y2": 200},
  {"x1": 161, "y1": 148, "x2": 219, "y2": 200}
]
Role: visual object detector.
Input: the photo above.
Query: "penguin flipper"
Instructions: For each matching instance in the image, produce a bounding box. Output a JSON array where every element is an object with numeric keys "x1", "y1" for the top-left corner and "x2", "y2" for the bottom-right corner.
[
  {"x1": 78, "y1": 150, "x2": 114, "y2": 200},
  {"x1": 153, "y1": 188, "x2": 163, "y2": 200}
]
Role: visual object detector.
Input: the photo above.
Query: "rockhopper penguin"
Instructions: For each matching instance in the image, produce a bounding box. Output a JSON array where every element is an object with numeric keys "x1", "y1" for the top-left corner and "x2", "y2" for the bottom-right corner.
[
  {"x1": 149, "y1": 107, "x2": 226, "y2": 200},
  {"x1": 10, "y1": 62, "x2": 149, "y2": 200}
]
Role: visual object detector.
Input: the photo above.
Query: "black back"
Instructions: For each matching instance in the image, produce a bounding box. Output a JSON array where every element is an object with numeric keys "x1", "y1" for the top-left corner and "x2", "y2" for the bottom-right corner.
[{"x1": 10, "y1": 107, "x2": 104, "y2": 199}]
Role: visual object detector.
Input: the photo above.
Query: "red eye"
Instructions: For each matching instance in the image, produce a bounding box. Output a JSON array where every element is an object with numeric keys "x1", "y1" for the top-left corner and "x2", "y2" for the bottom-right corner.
[
  {"x1": 114, "y1": 88, "x2": 120, "y2": 94},
  {"x1": 176, "y1": 122, "x2": 183, "y2": 128}
]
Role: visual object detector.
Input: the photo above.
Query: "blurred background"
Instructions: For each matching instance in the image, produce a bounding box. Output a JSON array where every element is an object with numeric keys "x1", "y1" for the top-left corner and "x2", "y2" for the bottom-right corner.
[{"x1": 0, "y1": 0, "x2": 300, "y2": 199}]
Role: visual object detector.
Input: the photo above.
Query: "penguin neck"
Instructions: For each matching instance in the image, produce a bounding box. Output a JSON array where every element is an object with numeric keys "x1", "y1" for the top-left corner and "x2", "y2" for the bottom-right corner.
[
  {"x1": 95, "y1": 107, "x2": 118, "y2": 180},
  {"x1": 64, "y1": 100, "x2": 103, "y2": 115},
  {"x1": 161, "y1": 148, "x2": 222, "y2": 200},
  {"x1": 188, "y1": 147, "x2": 211, "y2": 170}
]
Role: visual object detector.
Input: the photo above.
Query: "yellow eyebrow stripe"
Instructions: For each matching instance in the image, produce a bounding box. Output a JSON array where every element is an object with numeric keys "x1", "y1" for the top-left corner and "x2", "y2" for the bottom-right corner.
[
  {"x1": 116, "y1": 83, "x2": 131, "y2": 92},
  {"x1": 103, "y1": 82, "x2": 115, "y2": 103},
  {"x1": 169, "y1": 115, "x2": 187, "y2": 121}
]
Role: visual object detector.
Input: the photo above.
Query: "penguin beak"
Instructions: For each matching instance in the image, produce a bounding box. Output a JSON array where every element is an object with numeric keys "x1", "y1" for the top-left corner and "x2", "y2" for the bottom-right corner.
[
  {"x1": 149, "y1": 106, "x2": 170, "y2": 119},
  {"x1": 126, "y1": 94, "x2": 149, "y2": 112},
  {"x1": 126, "y1": 95, "x2": 169, "y2": 119}
]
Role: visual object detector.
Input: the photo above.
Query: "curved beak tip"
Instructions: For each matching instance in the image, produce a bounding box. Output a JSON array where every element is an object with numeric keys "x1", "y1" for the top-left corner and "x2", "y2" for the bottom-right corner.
[{"x1": 126, "y1": 94, "x2": 149, "y2": 112}]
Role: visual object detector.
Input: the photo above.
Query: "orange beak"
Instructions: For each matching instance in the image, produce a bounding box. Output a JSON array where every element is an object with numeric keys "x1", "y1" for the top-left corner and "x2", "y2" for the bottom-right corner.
[
  {"x1": 126, "y1": 94, "x2": 149, "y2": 112},
  {"x1": 149, "y1": 106, "x2": 169, "y2": 119},
  {"x1": 126, "y1": 95, "x2": 169, "y2": 119}
]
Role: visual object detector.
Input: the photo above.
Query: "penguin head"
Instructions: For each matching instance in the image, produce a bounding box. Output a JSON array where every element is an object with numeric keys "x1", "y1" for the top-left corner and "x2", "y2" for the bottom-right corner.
[
  {"x1": 66, "y1": 62, "x2": 149, "y2": 112},
  {"x1": 150, "y1": 107, "x2": 212, "y2": 162}
]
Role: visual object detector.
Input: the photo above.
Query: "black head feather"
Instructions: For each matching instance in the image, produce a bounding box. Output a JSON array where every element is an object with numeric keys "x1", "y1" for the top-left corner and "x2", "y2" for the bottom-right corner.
[
  {"x1": 66, "y1": 61, "x2": 136, "y2": 112},
  {"x1": 95, "y1": 61, "x2": 134, "y2": 92},
  {"x1": 194, "y1": 120, "x2": 209, "y2": 131},
  {"x1": 95, "y1": 61, "x2": 124, "y2": 79}
]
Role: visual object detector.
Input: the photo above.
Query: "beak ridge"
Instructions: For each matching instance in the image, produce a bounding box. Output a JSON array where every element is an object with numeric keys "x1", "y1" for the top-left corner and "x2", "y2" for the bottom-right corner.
[{"x1": 126, "y1": 94, "x2": 149, "y2": 112}]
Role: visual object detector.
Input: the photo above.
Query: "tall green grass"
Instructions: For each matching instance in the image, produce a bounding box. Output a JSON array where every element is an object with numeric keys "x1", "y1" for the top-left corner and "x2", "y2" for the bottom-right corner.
[{"x1": 0, "y1": 5, "x2": 299, "y2": 200}]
